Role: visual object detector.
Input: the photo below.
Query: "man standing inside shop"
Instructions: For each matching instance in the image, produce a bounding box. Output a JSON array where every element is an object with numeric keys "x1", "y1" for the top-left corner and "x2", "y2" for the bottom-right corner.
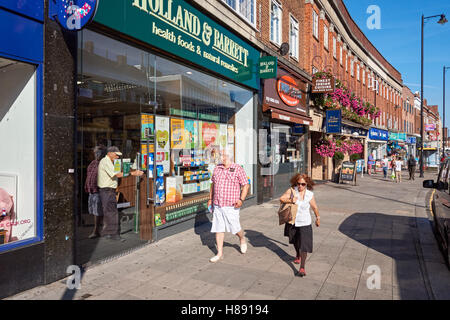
[
  {"x1": 98, "y1": 146, "x2": 143, "y2": 241},
  {"x1": 208, "y1": 148, "x2": 249, "y2": 263}
]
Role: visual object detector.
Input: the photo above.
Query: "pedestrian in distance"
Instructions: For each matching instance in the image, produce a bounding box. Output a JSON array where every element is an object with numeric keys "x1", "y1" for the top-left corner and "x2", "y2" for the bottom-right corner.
[
  {"x1": 367, "y1": 154, "x2": 374, "y2": 176},
  {"x1": 279, "y1": 173, "x2": 320, "y2": 277},
  {"x1": 208, "y1": 148, "x2": 250, "y2": 263},
  {"x1": 390, "y1": 155, "x2": 397, "y2": 182},
  {"x1": 382, "y1": 155, "x2": 389, "y2": 179},
  {"x1": 408, "y1": 154, "x2": 417, "y2": 180},
  {"x1": 395, "y1": 156, "x2": 403, "y2": 183},
  {"x1": 97, "y1": 146, "x2": 144, "y2": 241},
  {"x1": 84, "y1": 145, "x2": 106, "y2": 239}
]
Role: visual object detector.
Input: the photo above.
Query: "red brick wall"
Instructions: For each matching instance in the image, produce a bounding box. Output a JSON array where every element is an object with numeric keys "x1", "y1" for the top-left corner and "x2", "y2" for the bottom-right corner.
[{"x1": 256, "y1": 0, "x2": 306, "y2": 74}]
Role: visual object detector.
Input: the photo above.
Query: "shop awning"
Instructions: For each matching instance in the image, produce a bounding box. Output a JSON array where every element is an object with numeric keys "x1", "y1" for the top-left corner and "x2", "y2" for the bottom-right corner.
[{"x1": 263, "y1": 106, "x2": 313, "y2": 126}]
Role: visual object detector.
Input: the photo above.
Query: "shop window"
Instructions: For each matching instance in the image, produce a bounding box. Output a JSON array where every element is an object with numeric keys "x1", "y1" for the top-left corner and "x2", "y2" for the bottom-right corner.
[
  {"x1": 222, "y1": 0, "x2": 255, "y2": 25},
  {"x1": 0, "y1": 58, "x2": 37, "y2": 247},
  {"x1": 270, "y1": 0, "x2": 282, "y2": 45},
  {"x1": 77, "y1": 30, "x2": 255, "y2": 256}
]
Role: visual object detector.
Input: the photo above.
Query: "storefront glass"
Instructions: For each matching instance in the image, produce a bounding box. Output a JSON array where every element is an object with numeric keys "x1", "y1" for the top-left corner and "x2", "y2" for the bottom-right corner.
[
  {"x1": 76, "y1": 30, "x2": 255, "y2": 264},
  {"x1": 259, "y1": 117, "x2": 308, "y2": 202},
  {"x1": 0, "y1": 58, "x2": 37, "y2": 247}
]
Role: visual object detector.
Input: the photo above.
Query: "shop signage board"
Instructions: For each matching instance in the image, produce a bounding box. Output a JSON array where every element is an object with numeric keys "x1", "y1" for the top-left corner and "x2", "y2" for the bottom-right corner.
[
  {"x1": 341, "y1": 124, "x2": 368, "y2": 137},
  {"x1": 94, "y1": 0, "x2": 260, "y2": 89},
  {"x1": 425, "y1": 124, "x2": 436, "y2": 131},
  {"x1": 325, "y1": 109, "x2": 341, "y2": 134},
  {"x1": 312, "y1": 76, "x2": 335, "y2": 93},
  {"x1": 263, "y1": 68, "x2": 308, "y2": 117},
  {"x1": 258, "y1": 56, "x2": 277, "y2": 79},
  {"x1": 369, "y1": 128, "x2": 388, "y2": 141},
  {"x1": 406, "y1": 136, "x2": 417, "y2": 144},
  {"x1": 339, "y1": 161, "x2": 356, "y2": 185},
  {"x1": 52, "y1": 0, "x2": 99, "y2": 30},
  {"x1": 388, "y1": 132, "x2": 406, "y2": 142}
]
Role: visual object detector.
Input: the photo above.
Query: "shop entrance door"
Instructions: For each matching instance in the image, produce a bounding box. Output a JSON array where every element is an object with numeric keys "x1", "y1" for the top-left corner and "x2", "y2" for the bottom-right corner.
[{"x1": 259, "y1": 119, "x2": 307, "y2": 202}]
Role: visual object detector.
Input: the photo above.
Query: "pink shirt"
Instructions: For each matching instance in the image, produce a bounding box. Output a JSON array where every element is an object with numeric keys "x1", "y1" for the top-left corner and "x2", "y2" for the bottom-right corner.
[{"x1": 212, "y1": 163, "x2": 248, "y2": 207}]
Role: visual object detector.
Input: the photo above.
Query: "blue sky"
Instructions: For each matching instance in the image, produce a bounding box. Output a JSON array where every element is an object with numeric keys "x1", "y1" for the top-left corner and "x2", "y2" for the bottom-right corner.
[{"x1": 343, "y1": 0, "x2": 450, "y2": 129}]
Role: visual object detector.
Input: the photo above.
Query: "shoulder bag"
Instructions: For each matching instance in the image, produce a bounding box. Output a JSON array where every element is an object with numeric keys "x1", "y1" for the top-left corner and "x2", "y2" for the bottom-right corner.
[{"x1": 277, "y1": 188, "x2": 298, "y2": 225}]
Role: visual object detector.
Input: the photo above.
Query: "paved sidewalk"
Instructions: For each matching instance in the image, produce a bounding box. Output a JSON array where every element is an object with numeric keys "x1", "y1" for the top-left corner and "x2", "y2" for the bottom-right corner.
[{"x1": 6, "y1": 172, "x2": 450, "y2": 300}]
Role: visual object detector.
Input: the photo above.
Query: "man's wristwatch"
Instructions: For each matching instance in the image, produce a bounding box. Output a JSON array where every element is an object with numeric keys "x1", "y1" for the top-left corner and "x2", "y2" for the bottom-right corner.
[{"x1": 239, "y1": 198, "x2": 245, "y2": 202}]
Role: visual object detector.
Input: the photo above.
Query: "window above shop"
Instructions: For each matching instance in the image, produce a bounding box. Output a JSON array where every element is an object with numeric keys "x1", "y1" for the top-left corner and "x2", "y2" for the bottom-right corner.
[
  {"x1": 323, "y1": 25, "x2": 329, "y2": 50},
  {"x1": 289, "y1": 16, "x2": 299, "y2": 60},
  {"x1": 270, "y1": 0, "x2": 282, "y2": 46},
  {"x1": 312, "y1": 10, "x2": 319, "y2": 39},
  {"x1": 222, "y1": 0, "x2": 256, "y2": 26}
]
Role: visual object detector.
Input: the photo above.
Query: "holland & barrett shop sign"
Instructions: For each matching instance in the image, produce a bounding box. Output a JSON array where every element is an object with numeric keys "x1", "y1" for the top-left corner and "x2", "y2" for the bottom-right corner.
[{"x1": 94, "y1": 0, "x2": 259, "y2": 89}]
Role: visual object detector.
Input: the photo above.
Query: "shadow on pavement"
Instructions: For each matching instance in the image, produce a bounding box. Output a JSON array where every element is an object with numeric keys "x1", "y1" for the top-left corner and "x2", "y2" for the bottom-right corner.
[
  {"x1": 194, "y1": 212, "x2": 216, "y2": 254},
  {"x1": 338, "y1": 212, "x2": 435, "y2": 300},
  {"x1": 327, "y1": 183, "x2": 425, "y2": 209},
  {"x1": 245, "y1": 229, "x2": 298, "y2": 275}
]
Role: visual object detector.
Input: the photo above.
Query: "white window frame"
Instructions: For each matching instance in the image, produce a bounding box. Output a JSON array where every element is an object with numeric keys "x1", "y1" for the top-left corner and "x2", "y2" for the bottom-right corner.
[
  {"x1": 350, "y1": 60, "x2": 354, "y2": 77},
  {"x1": 357, "y1": 64, "x2": 360, "y2": 81},
  {"x1": 333, "y1": 37, "x2": 337, "y2": 59},
  {"x1": 270, "y1": 0, "x2": 282, "y2": 46},
  {"x1": 324, "y1": 25, "x2": 329, "y2": 50},
  {"x1": 339, "y1": 46, "x2": 343, "y2": 65},
  {"x1": 312, "y1": 10, "x2": 319, "y2": 39},
  {"x1": 312, "y1": 66, "x2": 319, "y2": 75},
  {"x1": 221, "y1": 0, "x2": 256, "y2": 26},
  {"x1": 289, "y1": 15, "x2": 299, "y2": 60},
  {"x1": 363, "y1": 69, "x2": 365, "y2": 85}
]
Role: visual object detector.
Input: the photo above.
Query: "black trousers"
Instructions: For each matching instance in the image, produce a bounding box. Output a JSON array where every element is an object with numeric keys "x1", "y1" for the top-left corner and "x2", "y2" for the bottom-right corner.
[{"x1": 99, "y1": 188, "x2": 119, "y2": 236}]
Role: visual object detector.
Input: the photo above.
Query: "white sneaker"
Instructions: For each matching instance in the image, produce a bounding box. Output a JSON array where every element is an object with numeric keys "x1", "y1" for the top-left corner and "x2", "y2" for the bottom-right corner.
[
  {"x1": 209, "y1": 255, "x2": 223, "y2": 263},
  {"x1": 240, "y1": 242, "x2": 248, "y2": 254}
]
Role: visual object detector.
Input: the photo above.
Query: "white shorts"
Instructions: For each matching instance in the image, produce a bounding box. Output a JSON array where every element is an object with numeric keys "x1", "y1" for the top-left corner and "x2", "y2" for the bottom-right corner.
[{"x1": 210, "y1": 206, "x2": 242, "y2": 235}]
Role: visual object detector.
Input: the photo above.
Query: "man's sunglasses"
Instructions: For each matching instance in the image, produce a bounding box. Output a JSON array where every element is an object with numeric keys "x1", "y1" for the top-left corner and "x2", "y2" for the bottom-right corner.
[{"x1": 297, "y1": 182, "x2": 307, "y2": 187}]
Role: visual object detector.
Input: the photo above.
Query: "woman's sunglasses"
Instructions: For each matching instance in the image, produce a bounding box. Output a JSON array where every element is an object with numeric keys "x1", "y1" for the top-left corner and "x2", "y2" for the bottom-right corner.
[{"x1": 297, "y1": 182, "x2": 307, "y2": 187}]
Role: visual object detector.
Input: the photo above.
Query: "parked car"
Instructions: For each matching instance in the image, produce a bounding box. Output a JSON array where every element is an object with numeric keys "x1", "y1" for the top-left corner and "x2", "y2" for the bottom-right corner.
[{"x1": 423, "y1": 158, "x2": 450, "y2": 268}]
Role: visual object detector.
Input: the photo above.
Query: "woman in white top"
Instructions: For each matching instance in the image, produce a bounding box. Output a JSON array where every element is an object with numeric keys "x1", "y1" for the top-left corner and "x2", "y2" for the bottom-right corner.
[
  {"x1": 395, "y1": 156, "x2": 403, "y2": 183},
  {"x1": 280, "y1": 173, "x2": 320, "y2": 277}
]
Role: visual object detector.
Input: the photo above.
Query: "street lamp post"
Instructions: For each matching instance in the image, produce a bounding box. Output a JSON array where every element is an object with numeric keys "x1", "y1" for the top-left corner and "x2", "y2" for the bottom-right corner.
[
  {"x1": 420, "y1": 14, "x2": 447, "y2": 178},
  {"x1": 444, "y1": 66, "x2": 450, "y2": 159}
]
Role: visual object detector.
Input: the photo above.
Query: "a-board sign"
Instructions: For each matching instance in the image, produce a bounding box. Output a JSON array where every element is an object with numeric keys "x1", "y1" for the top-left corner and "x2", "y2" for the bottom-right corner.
[{"x1": 340, "y1": 161, "x2": 356, "y2": 185}]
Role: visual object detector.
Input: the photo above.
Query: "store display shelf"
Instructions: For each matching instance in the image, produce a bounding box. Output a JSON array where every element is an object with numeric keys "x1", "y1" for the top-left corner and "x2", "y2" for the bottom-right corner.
[
  {"x1": 176, "y1": 165, "x2": 209, "y2": 168},
  {"x1": 183, "y1": 177, "x2": 210, "y2": 183},
  {"x1": 155, "y1": 210, "x2": 207, "y2": 230}
]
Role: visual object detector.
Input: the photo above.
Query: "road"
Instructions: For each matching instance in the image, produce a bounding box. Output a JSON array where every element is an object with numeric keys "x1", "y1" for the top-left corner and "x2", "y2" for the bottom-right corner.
[{"x1": 6, "y1": 171, "x2": 450, "y2": 300}]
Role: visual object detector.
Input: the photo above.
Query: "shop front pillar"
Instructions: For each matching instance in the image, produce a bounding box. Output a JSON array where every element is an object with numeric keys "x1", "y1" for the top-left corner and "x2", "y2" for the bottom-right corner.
[{"x1": 43, "y1": 10, "x2": 77, "y2": 283}]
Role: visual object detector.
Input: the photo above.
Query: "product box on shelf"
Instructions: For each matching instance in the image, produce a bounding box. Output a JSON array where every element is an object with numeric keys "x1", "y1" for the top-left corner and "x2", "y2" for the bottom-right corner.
[{"x1": 166, "y1": 176, "x2": 183, "y2": 203}]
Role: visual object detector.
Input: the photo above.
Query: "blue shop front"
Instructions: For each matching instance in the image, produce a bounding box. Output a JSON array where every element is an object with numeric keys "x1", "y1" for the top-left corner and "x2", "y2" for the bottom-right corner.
[{"x1": 0, "y1": 1, "x2": 45, "y2": 297}]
